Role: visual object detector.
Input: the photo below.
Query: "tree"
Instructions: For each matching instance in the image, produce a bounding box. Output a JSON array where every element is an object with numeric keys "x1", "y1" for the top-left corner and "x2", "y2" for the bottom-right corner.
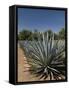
[
  {"x1": 33, "y1": 29, "x2": 38, "y2": 41},
  {"x1": 18, "y1": 29, "x2": 32, "y2": 40},
  {"x1": 44, "y1": 30, "x2": 53, "y2": 40},
  {"x1": 59, "y1": 28, "x2": 65, "y2": 39},
  {"x1": 54, "y1": 33, "x2": 59, "y2": 40}
]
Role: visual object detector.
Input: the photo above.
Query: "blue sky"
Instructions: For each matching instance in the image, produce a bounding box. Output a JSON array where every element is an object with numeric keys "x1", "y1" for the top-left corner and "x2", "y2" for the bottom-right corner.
[{"x1": 18, "y1": 8, "x2": 65, "y2": 33}]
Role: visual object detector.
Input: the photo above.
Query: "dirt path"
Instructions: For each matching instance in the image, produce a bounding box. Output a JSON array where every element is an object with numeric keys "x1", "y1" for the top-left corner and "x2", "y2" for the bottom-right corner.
[{"x1": 18, "y1": 45, "x2": 38, "y2": 82}]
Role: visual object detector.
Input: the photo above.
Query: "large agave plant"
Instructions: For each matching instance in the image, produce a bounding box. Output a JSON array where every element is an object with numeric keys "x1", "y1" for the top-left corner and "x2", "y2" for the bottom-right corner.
[{"x1": 20, "y1": 32, "x2": 65, "y2": 80}]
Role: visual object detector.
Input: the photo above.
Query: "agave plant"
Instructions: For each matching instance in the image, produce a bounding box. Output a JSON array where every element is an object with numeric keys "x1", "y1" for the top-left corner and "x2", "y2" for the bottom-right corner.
[{"x1": 21, "y1": 32, "x2": 65, "y2": 80}]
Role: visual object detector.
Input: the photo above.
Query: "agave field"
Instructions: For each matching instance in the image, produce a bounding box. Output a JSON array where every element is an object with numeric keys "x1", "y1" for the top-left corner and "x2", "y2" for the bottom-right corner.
[{"x1": 19, "y1": 32, "x2": 65, "y2": 80}]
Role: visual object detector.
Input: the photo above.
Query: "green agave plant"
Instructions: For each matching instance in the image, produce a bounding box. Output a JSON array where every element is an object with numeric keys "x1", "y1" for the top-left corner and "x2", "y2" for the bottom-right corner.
[{"x1": 21, "y1": 32, "x2": 65, "y2": 80}]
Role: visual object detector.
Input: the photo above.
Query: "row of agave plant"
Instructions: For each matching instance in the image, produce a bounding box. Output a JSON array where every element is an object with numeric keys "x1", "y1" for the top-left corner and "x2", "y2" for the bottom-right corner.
[{"x1": 19, "y1": 32, "x2": 65, "y2": 80}]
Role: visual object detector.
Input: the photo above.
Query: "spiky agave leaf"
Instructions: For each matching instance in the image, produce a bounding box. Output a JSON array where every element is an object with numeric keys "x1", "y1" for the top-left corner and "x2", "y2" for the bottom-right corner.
[{"x1": 20, "y1": 32, "x2": 65, "y2": 80}]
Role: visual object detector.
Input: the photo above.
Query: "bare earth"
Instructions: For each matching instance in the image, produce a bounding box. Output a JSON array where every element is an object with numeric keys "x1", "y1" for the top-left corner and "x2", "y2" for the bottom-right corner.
[{"x1": 18, "y1": 45, "x2": 39, "y2": 82}]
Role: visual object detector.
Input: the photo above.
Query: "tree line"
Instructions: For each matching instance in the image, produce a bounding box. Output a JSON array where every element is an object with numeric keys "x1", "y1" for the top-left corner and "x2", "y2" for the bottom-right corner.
[{"x1": 18, "y1": 28, "x2": 65, "y2": 40}]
